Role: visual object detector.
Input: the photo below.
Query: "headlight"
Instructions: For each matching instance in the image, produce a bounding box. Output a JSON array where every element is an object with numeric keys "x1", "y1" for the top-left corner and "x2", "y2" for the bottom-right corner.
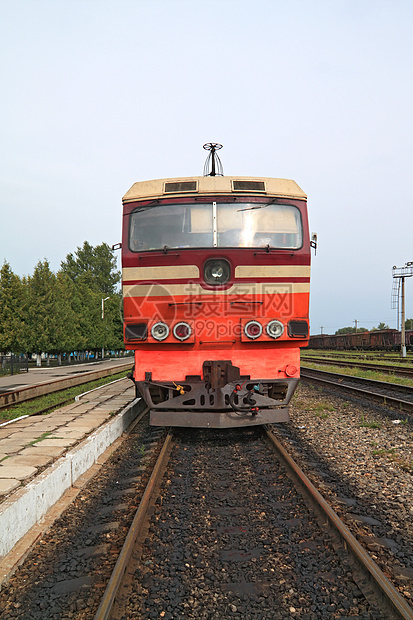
[
  {"x1": 244, "y1": 320, "x2": 262, "y2": 340},
  {"x1": 151, "y1": 322, "x2": 169, "y2": 341},
  {"x1": 173, "y1": 322, "x2": 192, "y2": 341},
  {"x1": 266, "y1": 320, "x2": 284, "y2": 339},
  {"x1": 204, "y1": 259, "x2": 231, "y2": 285}
]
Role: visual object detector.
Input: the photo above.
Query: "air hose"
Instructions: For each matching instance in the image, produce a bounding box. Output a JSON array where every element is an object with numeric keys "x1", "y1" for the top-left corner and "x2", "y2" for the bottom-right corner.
[{"x1": 229, "y1": 384, "x2": 260, "y2": 416}]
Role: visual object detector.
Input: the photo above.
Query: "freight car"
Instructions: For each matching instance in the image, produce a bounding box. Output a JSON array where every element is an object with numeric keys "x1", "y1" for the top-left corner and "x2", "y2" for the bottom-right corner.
[
  {"x1": 309, "y1": 329, "x2": 413, "y2": 351},
  {"x1": 121, "y1": 145, "x2": 312, "y2": 427}
]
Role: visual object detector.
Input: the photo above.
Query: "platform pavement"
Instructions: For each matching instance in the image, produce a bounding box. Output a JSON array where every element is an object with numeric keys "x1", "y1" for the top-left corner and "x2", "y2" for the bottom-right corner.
[
  {"x1": 0, "y1": 374, "x2": 142, "y2": 571},
  {"x1": 0, "y1": 357, "x2": 134, "y2": 393},
  {"x1": 0, "y1": 378, "x2": 136, "y2": 496}
]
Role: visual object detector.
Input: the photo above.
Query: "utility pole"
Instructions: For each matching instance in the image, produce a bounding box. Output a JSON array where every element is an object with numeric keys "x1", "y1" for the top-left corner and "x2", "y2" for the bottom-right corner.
[
  {"x1": 320, "y1": 326, "x2": 324, "y2": 335},
  {"x1": 354, "y1": 319, "x2": 358, "y2": 333},
  {"x1": 401, "y1": 277, "x2": 406, "y2": 358},
  {"x1": 101, "y1": 297, "x2": 110, "y2": 360}
]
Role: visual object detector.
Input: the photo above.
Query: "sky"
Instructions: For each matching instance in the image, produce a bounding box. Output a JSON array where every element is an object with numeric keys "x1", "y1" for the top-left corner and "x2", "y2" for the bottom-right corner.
[{"x1": 1, "y1": 0, "x2": 412, "y2": 335}]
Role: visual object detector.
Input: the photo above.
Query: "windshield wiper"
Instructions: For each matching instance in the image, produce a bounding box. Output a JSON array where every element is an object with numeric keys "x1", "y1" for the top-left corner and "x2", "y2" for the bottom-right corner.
[
  {"x1": 133, "y1": 199, "x2": 161, "y2": 213},
  {"x1": 237, "y1": 198, "x2": 277, "y2": 212}
]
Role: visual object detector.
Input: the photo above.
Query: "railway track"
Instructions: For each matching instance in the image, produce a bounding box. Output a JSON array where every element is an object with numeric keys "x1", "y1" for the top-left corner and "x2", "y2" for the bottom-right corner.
[
  {"x1": 305, "y1": 351, "x2": 413, "y2": 363},
  {"x1": 95, "y1": 426, "x2": 413, "y2": 619},
  {"x1": 301, "y1": 356, "x2": 413, "y2": 378},
  {"x1": 301, "y1": 366, "x2": 413, "y2": 415},
  {"x1": 0, "y1": 361, "x2": 133, "y2": 410},
  {"x1": 0, "y1": 405, "x2": 167, "y2": 618}
]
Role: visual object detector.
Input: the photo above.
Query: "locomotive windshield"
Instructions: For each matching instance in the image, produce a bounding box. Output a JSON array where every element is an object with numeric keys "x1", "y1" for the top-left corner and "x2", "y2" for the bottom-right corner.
[{"x1": 129, "y1": 201, "x2": 302, "y2": 251}]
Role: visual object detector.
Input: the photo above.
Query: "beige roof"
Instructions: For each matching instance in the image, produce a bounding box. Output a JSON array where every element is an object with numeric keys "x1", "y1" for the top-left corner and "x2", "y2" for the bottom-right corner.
[{"x1": 122, "y1": 176, "x2": 306, "y2": 203}]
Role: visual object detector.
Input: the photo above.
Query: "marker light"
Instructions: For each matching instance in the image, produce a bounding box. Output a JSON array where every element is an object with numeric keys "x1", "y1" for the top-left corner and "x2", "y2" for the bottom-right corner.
[
  {"x1": 173, "y1": 322, "x2": 192, "y2": 341},
  {"x1": 244, "y1": 320, "x2": 263, "y2": 340},
  {"x1": 266, "y1": 320, "x2": 284, "y2": 339},
  {"x1": 151, "y1": 322, "x2": 169, "y2": 341},
  {"x1": 125, "y1": 323, "x2": 147, "y2": 340},
  {"x1": 288, "y1": 320, "x2": 309, "y2": 338}
]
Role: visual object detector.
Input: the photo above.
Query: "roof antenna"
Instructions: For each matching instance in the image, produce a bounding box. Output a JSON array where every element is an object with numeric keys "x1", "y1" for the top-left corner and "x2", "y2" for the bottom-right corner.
[{"x1": 203, "y1": 143, "x2": 224, "y2": 177}]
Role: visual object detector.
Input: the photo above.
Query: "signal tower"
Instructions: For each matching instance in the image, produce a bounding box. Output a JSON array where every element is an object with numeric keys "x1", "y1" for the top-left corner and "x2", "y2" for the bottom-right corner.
[{"x1": 392, "y1": 262, "x2": 413, "y2": 357}]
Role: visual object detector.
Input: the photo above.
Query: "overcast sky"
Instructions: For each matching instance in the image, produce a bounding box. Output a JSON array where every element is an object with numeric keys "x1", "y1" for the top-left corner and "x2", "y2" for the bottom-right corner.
[{"x1": 1, "y1": 0, "x2": 412, "y2": 334}]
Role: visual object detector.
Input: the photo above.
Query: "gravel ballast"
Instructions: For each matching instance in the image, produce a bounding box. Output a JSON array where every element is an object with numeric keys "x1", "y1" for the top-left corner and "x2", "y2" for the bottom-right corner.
[{"x1": 273, "y1": 382, "x2": 413, "y2": 604}]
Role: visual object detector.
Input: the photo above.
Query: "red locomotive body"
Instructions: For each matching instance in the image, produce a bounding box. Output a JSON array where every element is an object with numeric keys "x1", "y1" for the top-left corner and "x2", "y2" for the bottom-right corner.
[{"x1": 122, "y1": 174, "x2": 311, "y2": 427}]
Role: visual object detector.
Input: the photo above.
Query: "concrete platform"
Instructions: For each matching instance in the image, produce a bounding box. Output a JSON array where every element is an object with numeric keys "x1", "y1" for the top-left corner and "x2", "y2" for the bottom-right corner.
[
  {"x1": 0, "y1": 358, "x2": 133, "y2": 393},
  {"x1": 0, "y1": 377, "x2": 140, "y2": 570}
]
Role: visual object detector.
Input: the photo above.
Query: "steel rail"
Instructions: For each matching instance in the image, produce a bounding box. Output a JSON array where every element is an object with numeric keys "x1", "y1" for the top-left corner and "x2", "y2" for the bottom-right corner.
[
  {"x1": 301, "y1": 356, "x2": 413, "y2": 378},
  {"x1": 94, "y1": 431, "x2": 173, "y2": 620},
  {"x1": 264, "y1": 427, "x2": 413, "y2": 620},
  {"x1": 301, "y1": 367, "x2": 413, "y2": 413}
]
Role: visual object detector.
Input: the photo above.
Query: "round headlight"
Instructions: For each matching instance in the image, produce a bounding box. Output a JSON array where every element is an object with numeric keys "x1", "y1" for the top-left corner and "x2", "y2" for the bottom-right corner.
[
  {"x1": 204, "y1": 259, "x2": 231, "y2": 285},
  {"x1": 266, "y1": 320, "x2": 284, "y2": 339},
  {"x1": 151, "y1": 322, "x2": 169, "y2": 341},
  {"x1": 244, "y1": 320, "x2": 263, "y2": 340},
  {"x1": 173, "y1": 322, "x2": 192, "y2": 341}
]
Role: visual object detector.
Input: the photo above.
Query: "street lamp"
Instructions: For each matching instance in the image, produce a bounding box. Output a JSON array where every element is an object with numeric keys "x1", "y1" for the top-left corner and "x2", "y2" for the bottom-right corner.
[{"x1": 101, "y1": 297, "x2": 110, "y2": 359}]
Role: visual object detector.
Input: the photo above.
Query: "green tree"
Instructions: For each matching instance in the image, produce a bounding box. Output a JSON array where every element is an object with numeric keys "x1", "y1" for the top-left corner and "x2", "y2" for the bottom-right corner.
[
  {"x1": 60, "y1": 241, "x2": 120, "y2": 296},
  {"x1": 60, "y1": 242, "x2": 123, "y2": 355},
  {"x1": 71, "y1": 271, "x2": 104, "y2": 353},
  {"x1": 405, "y1": 318, "x2": 413, "y2": 330},
  {"x1": 102, "y1": 292, "x2": 124, "y2": 351},
  {"x1": 26, "y1": 260, "x2": 56, "y2": 365},
  {"x1": 50, "y1": 273, "x2": 82, "y2": 361},
  {"x1": 0, "y1": 262, "x2": 27, "y2": 353},
  {"x1": 371, "y1": 322, "x2": 390, "y2": 331},
  {"x1": 335, "y1": 326, "x2": 368, "y2": 335}
]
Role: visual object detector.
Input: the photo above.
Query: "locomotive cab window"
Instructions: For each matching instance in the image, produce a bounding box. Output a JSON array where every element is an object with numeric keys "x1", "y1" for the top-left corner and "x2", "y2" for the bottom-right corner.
[
  {"x1": 129, "y1": 201, "x2": 302, "y2": 251},
  {"x1": 129, "y1": 204, "x2": 213, "y2": 251},
  {"x1": 217, "y1": 203, "x2": 302, "y2": 249}
]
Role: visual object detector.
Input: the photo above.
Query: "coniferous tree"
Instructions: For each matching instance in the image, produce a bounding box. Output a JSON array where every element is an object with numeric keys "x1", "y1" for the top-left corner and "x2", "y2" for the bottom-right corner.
[
  {"x1": 0, "y1": 262, "x2": 27, "y2": 354},
  {"x1": 26, "y1": 260, "x2": 56, "y2": 365},
  {"x1": 50, "y1": 272, "x2": 82, "y2": 362},
  {"x1": 0, "y1": 241, "x2": 124, "y2": 364},
  {"x1": 61, "y1": 242, "x2": 122, "y2": 355}
]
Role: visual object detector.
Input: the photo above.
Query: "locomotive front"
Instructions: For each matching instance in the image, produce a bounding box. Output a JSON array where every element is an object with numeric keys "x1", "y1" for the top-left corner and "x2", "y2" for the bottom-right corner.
[{"x1": 122, "y1": 174, "x2": 311, "y2": 427}]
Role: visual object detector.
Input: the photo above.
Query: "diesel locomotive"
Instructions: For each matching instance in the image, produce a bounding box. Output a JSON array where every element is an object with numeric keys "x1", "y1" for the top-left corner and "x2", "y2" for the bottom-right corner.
[{"x1": 121, "y1": 146, "x2": 312, "y2": 427}]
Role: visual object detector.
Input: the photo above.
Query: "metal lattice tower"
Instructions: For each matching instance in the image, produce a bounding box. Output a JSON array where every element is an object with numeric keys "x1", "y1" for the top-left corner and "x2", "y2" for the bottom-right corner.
[
  {"x1": 391, "y1": 278, "x2": 401, "y2": 329},
  {"x1": 392, "y1": 262, "x2": 413, "y2": 357}
]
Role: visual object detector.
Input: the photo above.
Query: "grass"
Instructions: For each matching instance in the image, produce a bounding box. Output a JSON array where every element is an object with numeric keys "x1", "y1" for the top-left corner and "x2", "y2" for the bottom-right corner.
[
  {"x1": 301, "y1": 349, "x2": 413, "y2": 368},
  {"x1": 372, "y1": 448, "x2": 396, "y2": 457},
  {"x1": 301, "y1": 360, "x2": 413, "y2": 388},
  {"x1": 136, "y1": 443, "x2": 146, "y2": 457},
  {"x1": 371, "y1": 447, "x2": 412, "y2": 472},
  {"x1": 292, "y1": 394, "x2": 335, "y2": 418},
  {"x1": 27, "y1": 431, "x2": 52, "y2": 446},
  {"x1": 307, "y1": 401, "x2": 335, "y2": 414},
  {"x1": 360, "y1": 416, "x2": 381, "y2": 429},
  {"x1": 0, "y1": 371, "x2": 130, "y2": 423}
]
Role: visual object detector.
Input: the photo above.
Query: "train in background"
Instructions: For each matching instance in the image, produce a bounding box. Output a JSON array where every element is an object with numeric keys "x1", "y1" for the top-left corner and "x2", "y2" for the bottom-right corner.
[
  {"x1": 309, "y1": 329, "x2": 413, "y2": 351},
  {"x1": 121, "y1": 144, "x2": 313, "y2": 427}
]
